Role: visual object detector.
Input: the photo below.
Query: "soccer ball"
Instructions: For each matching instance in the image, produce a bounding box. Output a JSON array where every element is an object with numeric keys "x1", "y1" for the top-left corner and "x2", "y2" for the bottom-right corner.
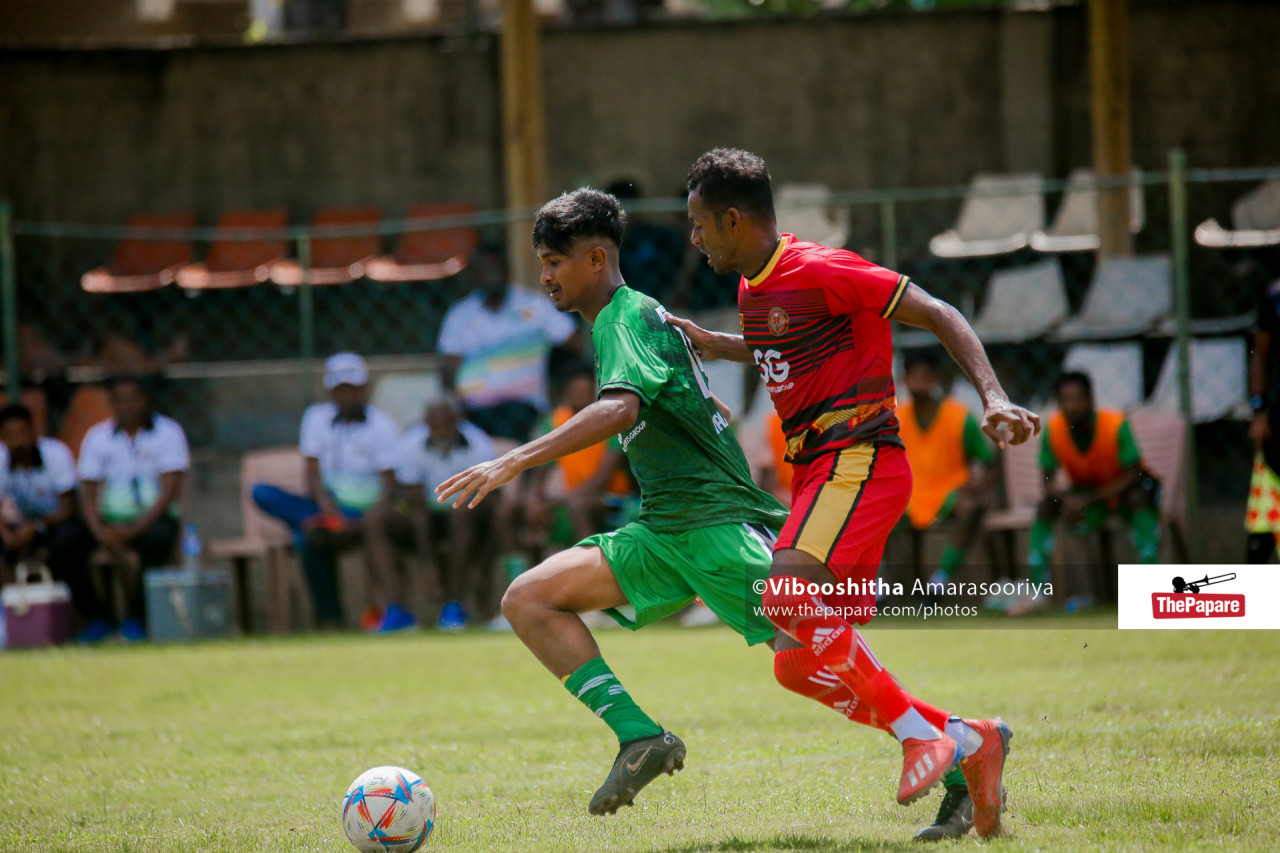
[{"x1": 341, "y1": 765, "x2": 436, "y2": 852}]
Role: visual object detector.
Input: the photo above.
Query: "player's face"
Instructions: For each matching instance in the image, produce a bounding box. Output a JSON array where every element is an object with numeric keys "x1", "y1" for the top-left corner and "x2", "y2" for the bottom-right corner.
[
  {"x1": 108, "y1": 381, "x2": 149, "y2": 429},
  {"x1": 1056, "y1": 382, "x2": 1094, "y2": 428},
  {"x1": 904, "y1": 364, "x2": 941, "y2": 401},
  {"x1": 537, "y1": 241, "x2": 595, "y2": 314},
  {"x1": 687, "y1": 189, "x2": 735, "y2": 275},
  {"x1": 330, "y1": 383, "x2": 367, "y2": 415},
  {"x1": 424, "y1": 401, "x2": 459, "y2": 438},
  {"x1": 0, "y1": 417, "x2": 34, "y2": 453}
]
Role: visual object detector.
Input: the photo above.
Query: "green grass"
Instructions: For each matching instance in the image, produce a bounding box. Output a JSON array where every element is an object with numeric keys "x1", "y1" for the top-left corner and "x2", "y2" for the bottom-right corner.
[{"x1": 2, "y1": 615, "x2": 1278, "y2": 851}]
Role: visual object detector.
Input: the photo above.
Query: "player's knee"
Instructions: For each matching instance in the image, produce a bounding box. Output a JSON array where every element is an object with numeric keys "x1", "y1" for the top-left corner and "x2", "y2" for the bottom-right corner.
[{"x1": 500, "y1": 568, "x2": 552, "y2": 621}]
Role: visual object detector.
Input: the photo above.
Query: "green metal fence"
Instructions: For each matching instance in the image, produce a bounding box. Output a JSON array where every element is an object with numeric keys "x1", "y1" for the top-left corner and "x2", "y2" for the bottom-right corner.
[{"x1": 3, "y1": 154, "x2": 1279, "y2": 562}]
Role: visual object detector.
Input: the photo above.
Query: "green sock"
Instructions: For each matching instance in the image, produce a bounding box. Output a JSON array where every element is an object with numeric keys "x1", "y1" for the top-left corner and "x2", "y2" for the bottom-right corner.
[
  {"x1": 1131, "y1": 507, "x2": 1160, "y2": 563},
  {"x1": 1027, "y1": 519, "x2": 1054, "y2": 586},
  {"x1": 938, "y1": 544, "x2": 965, "y2": 579},
  {"x1": 942, "y1": 766, "x2": 966, "y2": 789},
  {"x1": 563, "y1": 657, "x2": 663, "y2": 745}
]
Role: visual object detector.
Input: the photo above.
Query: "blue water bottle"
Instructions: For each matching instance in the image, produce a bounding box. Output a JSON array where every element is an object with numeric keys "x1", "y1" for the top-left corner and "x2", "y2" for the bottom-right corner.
[{"x1": 181, "y1": 522, "x2": 202, "y2": 573}]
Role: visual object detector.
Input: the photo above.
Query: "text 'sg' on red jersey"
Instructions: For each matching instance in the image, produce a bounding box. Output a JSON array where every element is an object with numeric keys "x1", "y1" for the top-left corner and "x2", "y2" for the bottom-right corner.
[{"x1": 739, "y1": 234, "x2": 909, "y2": 464}]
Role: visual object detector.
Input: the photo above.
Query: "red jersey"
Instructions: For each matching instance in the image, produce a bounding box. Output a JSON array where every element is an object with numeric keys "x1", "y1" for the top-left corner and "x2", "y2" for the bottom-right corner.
[{"x1": 739, "y1": 234, "x2": 909, "y2": 465}]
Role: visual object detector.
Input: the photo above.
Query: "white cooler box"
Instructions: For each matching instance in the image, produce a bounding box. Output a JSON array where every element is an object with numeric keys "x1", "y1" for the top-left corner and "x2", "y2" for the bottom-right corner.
[{"x1": 145, "y1": 568, "x2": 231, "y2": 642}]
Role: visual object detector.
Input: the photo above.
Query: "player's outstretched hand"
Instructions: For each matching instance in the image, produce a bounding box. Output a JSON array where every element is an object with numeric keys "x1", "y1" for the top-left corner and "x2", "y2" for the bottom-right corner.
[
  {"x1": 982, "y1": 399, "x2": 1041, "y2": 448},
  {"x1": 665, "y1": 314, "x2": 718, "y2": 360},
  {"x1": 435, "y1": 456, "x2": 519, "y2": 509}
]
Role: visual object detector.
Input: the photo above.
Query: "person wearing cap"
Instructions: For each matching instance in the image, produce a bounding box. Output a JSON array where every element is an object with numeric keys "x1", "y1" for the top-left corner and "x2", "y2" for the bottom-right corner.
[
  {"x1": 437, "y1": 245, "x2": 581, "y2": 444},
  {"x1": 251, "y1": 353, "x2": 405, "y2": 631}
]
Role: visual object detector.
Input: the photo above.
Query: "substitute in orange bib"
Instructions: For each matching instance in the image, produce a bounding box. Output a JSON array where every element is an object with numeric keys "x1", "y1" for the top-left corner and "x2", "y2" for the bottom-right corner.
[
  {"x1": 897, "y1": 351, "x2": 996, "y2": 587},
  {"x1": 1028, "y1": 371, "x2": 1160, "y2": 584}
]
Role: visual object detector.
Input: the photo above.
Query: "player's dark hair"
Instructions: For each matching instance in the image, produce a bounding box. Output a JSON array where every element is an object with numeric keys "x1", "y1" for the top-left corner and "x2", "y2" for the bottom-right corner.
[
  {"x1": 532, "y1": 188, "x2": 627, "y2": 255},
  {"x1": 0, "y1": 404, "x2": 33, "y2": 429},
  {"x1": 686, "y1": 148, "x2": 775, "y2": 221},
  {"x1": 902, "y1": 350, "x2": 942, "y2": 374},
  {"x1": 1053, "y1": 371, "x2": 1093, "y2": 399}
]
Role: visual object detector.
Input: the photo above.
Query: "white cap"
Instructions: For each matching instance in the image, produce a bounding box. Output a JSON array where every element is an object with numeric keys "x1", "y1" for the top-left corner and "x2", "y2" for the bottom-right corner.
[{"x1": 323, "y1": 352, "x2": 368, "y2": 389}]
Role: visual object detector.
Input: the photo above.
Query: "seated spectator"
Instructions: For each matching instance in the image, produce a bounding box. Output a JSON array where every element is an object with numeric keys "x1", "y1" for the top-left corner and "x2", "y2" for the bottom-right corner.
[
  {"x1": 252, "y1": 353, "x2": 402, "y2": 631},
  {"x1": 437, "y1": 245, "x2": 581, "y2": 443},
  {"x1": 370, "y1": 395, "x2": 498, "y2": 631},
  {"x1": 76, "y1": 377, "x2": 190, "y2": 641},
  {"x1": 895, "y1": 351, "x2": 997, "y2": 587},
  {"x1": 1021, "y1": 371, "x2": 1159, "y2": 612},
  {"x1": 0, "y1": 405, "x2": 97, "y2": 626},
  {"x1": 528, "y1": 366, "x2": 634, "y2": 548}
]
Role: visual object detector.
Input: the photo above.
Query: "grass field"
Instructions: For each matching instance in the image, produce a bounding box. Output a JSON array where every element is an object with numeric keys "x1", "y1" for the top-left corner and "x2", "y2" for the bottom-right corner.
[{"x1": 2, "y1": 614, "x2": 1278, "y2": 852}]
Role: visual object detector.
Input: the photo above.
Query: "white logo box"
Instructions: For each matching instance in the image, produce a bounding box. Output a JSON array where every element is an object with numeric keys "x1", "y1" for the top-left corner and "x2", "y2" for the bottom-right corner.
[{"x1": 1118, "y1": 564, "x2": 1280, "y2": 630}]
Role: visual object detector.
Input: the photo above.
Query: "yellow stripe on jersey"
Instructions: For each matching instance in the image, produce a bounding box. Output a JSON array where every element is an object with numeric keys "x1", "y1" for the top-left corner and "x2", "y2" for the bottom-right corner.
[
  {"x1": 783, "y1": 402, "x2": 889, "y2": 460},
  {"x1": 746, "y1": 235, "x2": 792, "y2": 288},
  {"x1": 880, "y1": 275, "x2": 910, "y2": 318},
  {"x1": 792, "y1": 445, "x2": 876, "y2": 564}
]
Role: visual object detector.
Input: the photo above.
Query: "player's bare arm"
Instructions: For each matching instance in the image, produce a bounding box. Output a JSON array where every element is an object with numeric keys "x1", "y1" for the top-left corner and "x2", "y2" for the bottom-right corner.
[
  {"x1": 891, "y1": 283, "x2": 1041, "y2": 448},
  {"x1": 664, "y1": 314, "x2": 754, "y2": 363},
  {"x1": 436, "y1": 389, "x2": 640, "y2": 509}
]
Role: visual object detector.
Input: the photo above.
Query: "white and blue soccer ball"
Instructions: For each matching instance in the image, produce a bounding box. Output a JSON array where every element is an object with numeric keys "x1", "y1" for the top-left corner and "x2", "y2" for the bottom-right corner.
[{"x1": 341, "y1": 765, "x2": 436, "y2": 852}]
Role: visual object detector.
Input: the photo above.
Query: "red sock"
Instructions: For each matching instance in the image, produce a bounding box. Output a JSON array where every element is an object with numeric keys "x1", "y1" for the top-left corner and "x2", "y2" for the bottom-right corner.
[
  {"x1": 764, "y1": 576, "x2": 948, "y2": 729},
  {"x1": 774, "y1": 647, "x2": 889, "y2": 732}
]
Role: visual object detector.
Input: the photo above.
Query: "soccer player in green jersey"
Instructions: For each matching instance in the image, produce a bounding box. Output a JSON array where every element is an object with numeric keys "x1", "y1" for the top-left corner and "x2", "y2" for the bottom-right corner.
[{"x1": 437, "y1": 188, "x2": 789, "y2": 816}]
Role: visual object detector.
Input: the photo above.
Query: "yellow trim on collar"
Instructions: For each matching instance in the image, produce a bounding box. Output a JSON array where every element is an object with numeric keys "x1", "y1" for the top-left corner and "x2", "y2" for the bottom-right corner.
[{"x1": 746, "y1": 235, "x2": 792, "y2": 288}]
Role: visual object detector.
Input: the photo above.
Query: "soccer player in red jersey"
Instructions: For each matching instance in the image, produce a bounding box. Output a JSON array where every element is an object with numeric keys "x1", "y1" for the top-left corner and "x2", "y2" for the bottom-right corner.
[{"x1": 671, "y1": 149, "x2": 1040, "y2": 839}]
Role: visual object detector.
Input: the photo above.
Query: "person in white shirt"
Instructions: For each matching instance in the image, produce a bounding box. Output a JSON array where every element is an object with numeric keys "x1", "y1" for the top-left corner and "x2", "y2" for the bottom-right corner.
[
  {"x1": 0, "y1": 405, "x2": 96, "y2": 616},
  {"x1": 437, "y1": 245, "x2": 581, "y2": 443},
  {"x1": 366, "y1": 394, "x2": 498, "y2": 629},
  {"x1": 76, "y1": 377, "x2": 190, "y2": 641},
  {"x1": 251, "y1": 353, "x2": 403, "y2": 631}
]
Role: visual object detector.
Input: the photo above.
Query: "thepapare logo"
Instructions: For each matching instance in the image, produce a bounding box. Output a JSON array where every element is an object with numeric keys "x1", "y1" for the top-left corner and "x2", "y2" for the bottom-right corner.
[
  {"x1": 1152, "y1": 572, "x2": 1244, "y2": 619},
  {"x1": 754, "y1": 349, "x2": 790, "y2": 384},
  {"x1": 620, "y1": 420, "x2": 646, "y2": 452}
]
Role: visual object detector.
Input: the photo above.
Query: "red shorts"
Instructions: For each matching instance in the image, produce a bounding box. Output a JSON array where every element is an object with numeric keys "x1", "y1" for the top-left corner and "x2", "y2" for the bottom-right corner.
[{"x1": 776, "y1": 443, "x2": 911, "y2": 615}]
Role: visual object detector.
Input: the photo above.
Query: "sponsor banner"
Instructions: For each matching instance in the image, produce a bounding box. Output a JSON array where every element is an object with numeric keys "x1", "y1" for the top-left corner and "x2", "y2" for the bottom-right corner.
[{"x1": 1118, "y1": 565, "x2": 1280, "y2": 630}]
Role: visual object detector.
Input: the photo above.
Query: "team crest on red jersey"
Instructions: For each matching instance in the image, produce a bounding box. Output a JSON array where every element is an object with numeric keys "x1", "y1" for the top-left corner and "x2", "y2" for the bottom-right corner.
[{"x1": 768, "y1": 306, "x2": 789, "y2": 335}]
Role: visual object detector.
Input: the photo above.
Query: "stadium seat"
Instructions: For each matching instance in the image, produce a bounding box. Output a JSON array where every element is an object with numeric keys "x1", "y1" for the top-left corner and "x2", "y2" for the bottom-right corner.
[
  {"x1": 928, "y1": 173, "x2": 1044, "y2": 258},
  {"x1": 1127, "y1": 406, "x2": 1190, "y2": 561},
  {"x1": 80, "y1": 212, "x2": 195, "y2": 293},
  {"x1": 1029, "y1": 168, "x2": 1145, "y2": 253},
  {"x1": 774, "y1": 183, "x2": 849, "y2": 249},
  {"x1": 1147, "y1": 336, "x2": 1249, "y2": 422},
  {"x1": 269, "y1": 207, "x2": 382, "y2": 286},
  {"x1": 1050, "y1": 254, "x2": 1171, "y2": 341},
  {"x1": 364, "y1": 202, "x2": 481, "y2": 282},
  {"x1": 207, "y1": 447, "x2": 309, "y2": 632},
  {"x1": 176, "y1": 209, "x2": 289, "y2": 290},
  {"x1": 1062, "y1": 343, "x2": 1144, "y2": 411},
  {"x1": 1194, "y1": 180, "x2": 1280, "y2": 248},
  {"x1": 982, "y1": 436, "x2": 1048, "y2": 536},
  {"x1": 970, "y1": 258, "x2": 1069, "y2": 343},
  {"x1": 370, "y1": 371, "x2": 443, "y2": 431}
]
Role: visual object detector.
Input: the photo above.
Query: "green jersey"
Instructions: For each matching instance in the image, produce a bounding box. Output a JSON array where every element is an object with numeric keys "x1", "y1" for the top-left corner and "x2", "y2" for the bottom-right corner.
[{"x1": 592, "y1": 286, "x2": 788, "y2": 533}]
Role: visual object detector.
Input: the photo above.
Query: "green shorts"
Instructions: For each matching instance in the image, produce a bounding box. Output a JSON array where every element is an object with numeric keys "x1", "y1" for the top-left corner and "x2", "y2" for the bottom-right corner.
[{"x1": 579, "y1": 520, "x2": 779, "y2": 646}]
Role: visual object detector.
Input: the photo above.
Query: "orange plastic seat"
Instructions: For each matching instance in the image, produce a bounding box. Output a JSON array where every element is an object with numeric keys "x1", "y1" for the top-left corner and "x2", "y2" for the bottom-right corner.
[
  {"x1": 177, "y1": 209, "x2": 289, "y2": 290},
  {"x1": 81, "y1": 213, "x2": 195, "y2": 293},
  {"x1": 365, "y1": 201, "x2": 480, "y2": 282},
  {"x1": 269, "y1": 207, "x2": 382, "y2": 286}
]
